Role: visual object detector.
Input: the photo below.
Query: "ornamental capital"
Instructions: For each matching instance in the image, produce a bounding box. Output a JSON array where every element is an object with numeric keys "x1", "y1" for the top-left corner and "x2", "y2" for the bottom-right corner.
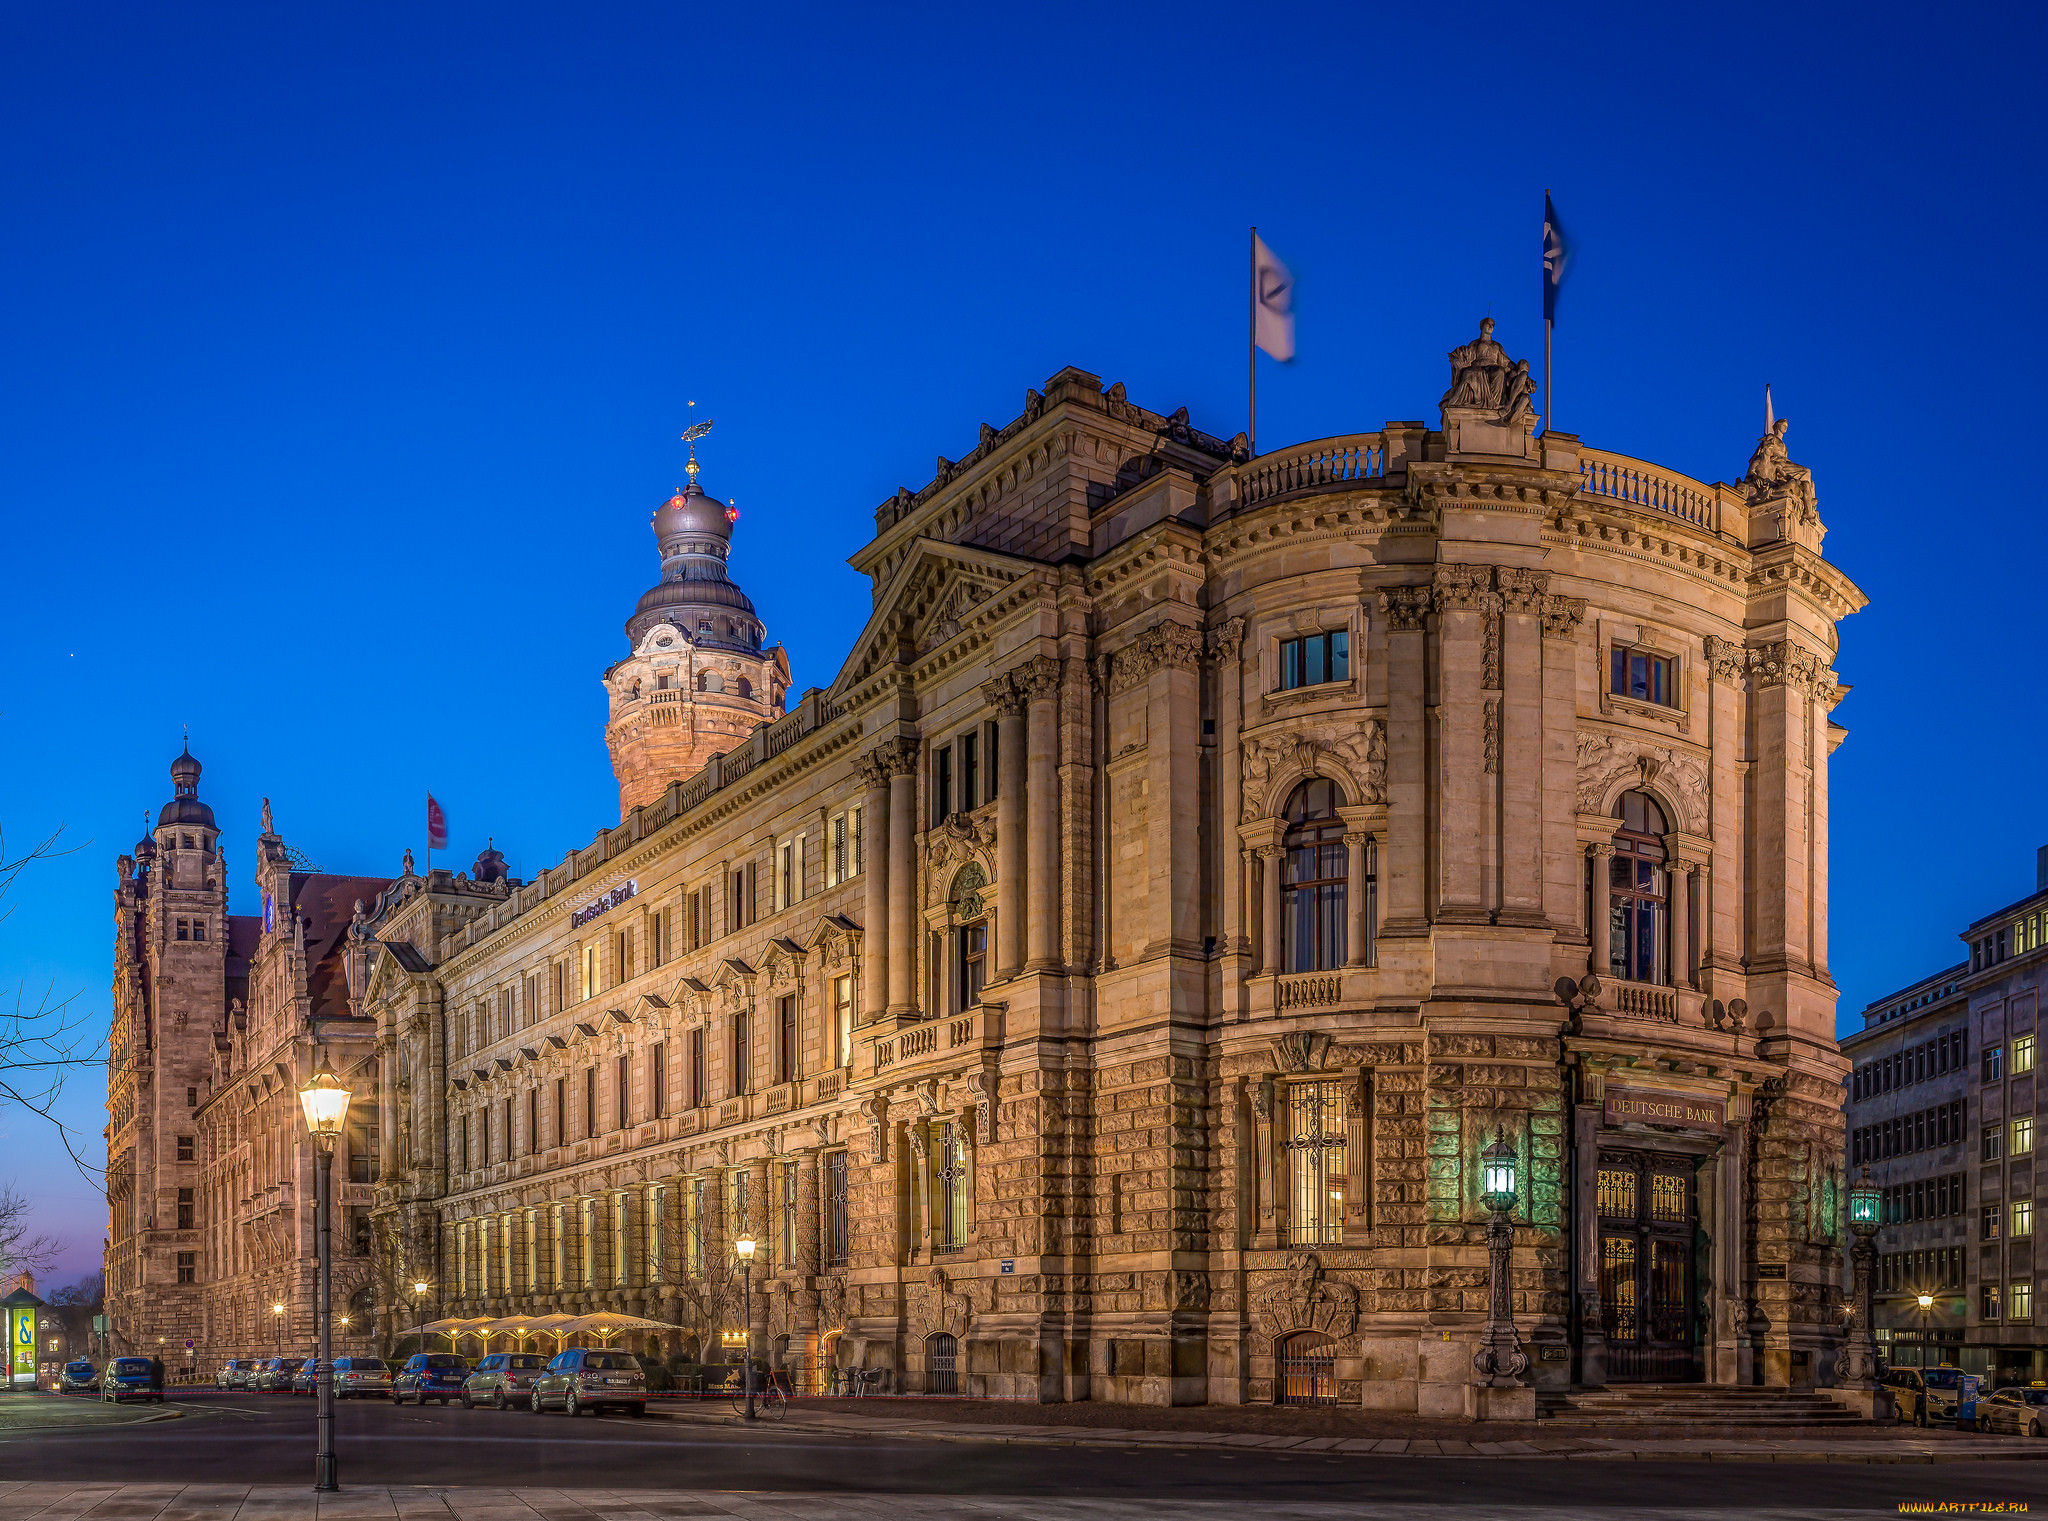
[
  {"x1": 1379, "y1": 584, "x2": 1432, "y2": 632},
  {"x1": 857, "y1": 735, "x2": 922, "y2": 788},
  {"x1": 1496, "y1": 567, "x2": 1550, "y2": 614},
  {"x1": 1541, "y1": 594, "x2": 1586, "y2": 639},
  {"x1": 1109, "y1": 621, "x2": 1204, "y2": 694},
  {"x1": 1432, "y1": 564, "x2": 1499, "y2": 614}
]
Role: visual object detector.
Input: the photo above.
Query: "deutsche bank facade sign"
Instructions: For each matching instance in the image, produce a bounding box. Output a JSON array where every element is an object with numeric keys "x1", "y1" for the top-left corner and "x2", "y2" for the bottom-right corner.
[{"x1": 571, "y1": 879, "x2": 638, "y2": 929}]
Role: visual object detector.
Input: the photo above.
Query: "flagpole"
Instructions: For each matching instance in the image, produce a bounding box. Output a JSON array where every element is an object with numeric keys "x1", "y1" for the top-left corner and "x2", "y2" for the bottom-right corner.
[
  {"x1": 1542, "y1": 189, "x2": 1552, "y2": 439},
  {"x1": 1248, "y1": 225, "x2": 1257, "y2": 457}
]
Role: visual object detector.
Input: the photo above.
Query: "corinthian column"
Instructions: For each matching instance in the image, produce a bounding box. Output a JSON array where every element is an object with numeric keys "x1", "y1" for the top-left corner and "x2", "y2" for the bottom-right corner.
[
  {"x1": 871, "y1": 738, "x2": 920, "y2": 1018},
  {"x1": 1021, "y1": 657, "x2": 1063, "y2": 972},
  {"x1": 857, "y1": 750, "x2": 891, "y2": 1023},
  {"x1": 981, "y1": 672, "x2": 1028, "y2": 980},
  {"x1": 1378, "y1": 586, "x2": 1430, "y2": 935}
]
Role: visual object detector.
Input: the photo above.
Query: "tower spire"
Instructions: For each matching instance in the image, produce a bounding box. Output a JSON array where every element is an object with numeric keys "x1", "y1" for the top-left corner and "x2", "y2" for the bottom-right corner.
[{"x1": 681, "y1": 402, "x2": 714, "y2": 487}]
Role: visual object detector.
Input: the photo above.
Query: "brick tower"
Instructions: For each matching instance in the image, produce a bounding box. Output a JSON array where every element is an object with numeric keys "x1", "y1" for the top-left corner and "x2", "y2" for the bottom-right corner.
[{"x1": 603, "y1": 424, "x2": 788, "y2": 819}]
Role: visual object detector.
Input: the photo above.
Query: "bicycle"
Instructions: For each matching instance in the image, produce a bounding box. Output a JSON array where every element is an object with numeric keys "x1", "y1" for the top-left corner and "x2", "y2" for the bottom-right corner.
[{"x1": 725, "y1": 1374, "x2": 788, "y2": 1419}]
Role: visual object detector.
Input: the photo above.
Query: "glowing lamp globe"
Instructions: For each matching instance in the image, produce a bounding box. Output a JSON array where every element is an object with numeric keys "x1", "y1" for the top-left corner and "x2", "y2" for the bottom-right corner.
[
  {"x1": 298, "y1": 1067, "x2": 353, "y2": 1141},
  {"x1": 1480, "y1": 1126, "x2": 1518, "y2": 1213},
  {"x1": 734, "y1": 1237, "x2": 756, "y2": 1261},
  {"x1": 1916, "y1": 1293, "x2": 1934, "y2": 1311},
  {"x1": 1847, "y1": 1168, "x2": 1881, "y2": 1237}
]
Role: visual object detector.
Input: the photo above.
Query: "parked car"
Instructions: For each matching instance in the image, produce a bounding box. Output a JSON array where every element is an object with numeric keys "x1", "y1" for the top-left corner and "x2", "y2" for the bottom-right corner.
[
  {"x1": 331, "y1": 1356, "x2": 393, "y2": 1399},
  {"x1": 1980, "y1": 1384, "x2": 2048, "y2": 1437},
  {"x1": 1885, "y1": 1365, "x2": 1971, "y2": 1427},
  {"x1": 394, "y1": 1352, "x2": 472, "y2": 1405},
  {"x1": 216, "y1": 1358, "x2": 259, "y2": 1390},
  {"x1": 463, "y1": 1352, "x2": 548, "y2": 1409},
  {"x1": 530, "y1": 1348, "x2": 647, "y2": 1417},
  {"x1": 290, "y1": 1358, "x2": 322, "y2": 1395},
  {"x1": 59, "y1": 1359, "x2": 98, "y2": 1393},
  {"x1": 102, "y1": 1356, "x2": 164, "y2": 1404},
  {"x1": 251, "y1": 1357, "x2": 297, "y2": 1392}
]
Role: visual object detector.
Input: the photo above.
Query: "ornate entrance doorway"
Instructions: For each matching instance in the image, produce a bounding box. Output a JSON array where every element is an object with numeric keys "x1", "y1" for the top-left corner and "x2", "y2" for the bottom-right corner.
[{"x1": 1596, "y1": 1150, "x2": 1700, "y2": 1383}]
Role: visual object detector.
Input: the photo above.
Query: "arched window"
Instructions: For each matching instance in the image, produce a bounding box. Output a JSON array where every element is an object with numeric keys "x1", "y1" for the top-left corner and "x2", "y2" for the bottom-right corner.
[
  {"x1": 699, "y1": 671, "x2": 724, "y2": 694},
  {"x1": 1609, "y1": 791, "x2": 1667, "y2": 984},
  {"x1": 925, "y1": 1331, "x2": 959, "y2": 1394},
  {"x1": 736, "y1": 676, "x2": 753, "y2": 700},
  {"x1": 1282, "y1": 778, "x2": 1347, "y2": 972}
]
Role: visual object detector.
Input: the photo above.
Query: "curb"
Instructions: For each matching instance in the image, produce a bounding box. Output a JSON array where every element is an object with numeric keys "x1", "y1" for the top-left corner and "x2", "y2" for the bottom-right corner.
[{"x1": 642, "y1": 1408, "x2": 2048, "y2": 1465}]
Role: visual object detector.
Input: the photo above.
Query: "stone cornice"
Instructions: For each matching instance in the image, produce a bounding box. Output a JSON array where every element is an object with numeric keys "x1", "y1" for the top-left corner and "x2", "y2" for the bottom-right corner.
[
  {"x1": 1745, "y1": 540, "x2": 1868, "y2": 623},
  {"x1": 1200, "y1": 491, "x2": 1397, "y2": 574}
]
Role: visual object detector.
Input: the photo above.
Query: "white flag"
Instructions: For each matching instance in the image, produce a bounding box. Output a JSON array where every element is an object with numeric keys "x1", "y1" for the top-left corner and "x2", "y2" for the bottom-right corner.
[{"x1": 1254, "y1": 235, "x2": 1295, "y2": 361}]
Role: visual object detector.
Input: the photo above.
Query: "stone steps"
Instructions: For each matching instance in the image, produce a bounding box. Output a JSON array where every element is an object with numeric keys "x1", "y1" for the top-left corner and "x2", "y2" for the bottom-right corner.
[{"x1": 1538, "y1": 1384, "x2": 1880, "y2": 1426}]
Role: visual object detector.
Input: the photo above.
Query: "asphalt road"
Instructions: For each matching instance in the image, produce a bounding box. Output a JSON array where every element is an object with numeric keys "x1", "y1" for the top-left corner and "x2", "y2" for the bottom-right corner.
[{"x1": 3, "y1": 1392, "x2": 2041, "y2": 1514}]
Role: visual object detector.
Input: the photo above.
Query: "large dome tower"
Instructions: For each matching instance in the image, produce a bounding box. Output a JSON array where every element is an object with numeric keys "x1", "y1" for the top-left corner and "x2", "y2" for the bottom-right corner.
[{"x1": 604, "y1": 415, "x2": 789, "y2": 819}]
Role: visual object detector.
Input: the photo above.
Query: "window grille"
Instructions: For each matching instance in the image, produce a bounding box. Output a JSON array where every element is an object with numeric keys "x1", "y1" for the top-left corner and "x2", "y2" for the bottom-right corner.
[{"x1": 1285, "y1": 1081, "x2": 1346, "y2": 1245}]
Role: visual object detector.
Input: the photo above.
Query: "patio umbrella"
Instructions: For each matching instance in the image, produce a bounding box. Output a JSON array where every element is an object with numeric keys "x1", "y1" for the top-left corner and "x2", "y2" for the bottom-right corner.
[
  {"x1": 416, "y1": 1316, "x2": 495, "y2": 1351},
  {"x1": 555, "y1": 1312, "x2": 678, "y2": 1347},
  {"x1": 486, "y1": 1314, "x2": 577, "y2": 1353}
]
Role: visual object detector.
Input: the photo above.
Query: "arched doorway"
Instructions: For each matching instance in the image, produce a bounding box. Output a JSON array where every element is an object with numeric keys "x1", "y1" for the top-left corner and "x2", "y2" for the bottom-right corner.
[
  {"x1": 1278, "y1": 1332, "x2": 1338, "y2": 1406},
  {"x1": 924, "y1": 1332, "x2": 959, "y2": 1395}
]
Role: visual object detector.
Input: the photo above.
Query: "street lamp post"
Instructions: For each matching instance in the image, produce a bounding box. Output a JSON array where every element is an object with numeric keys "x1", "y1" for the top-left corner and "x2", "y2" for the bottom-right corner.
[
  {"x1": 1472, "y1": 1127, "x2": 1529, "y2": 1390},
  {"x1": 1916, "y1": 1292, "x2": 1934, "y2": 1368},
  {"x1": 411, "y1": 1283, "x2": 430, "y2": 1358},
  {"x1": 298, "y1": 1063, "x2": 353, "y2": 1495},
  {"x1": 1836, "y1": 1167, "x2": 1882, "y2": 1389},
  {"x1": 273, "y1": 1303, "x2": 285, "y2": 1358},
  {"x1": 734, "y1": 1238, "x2": 756, "y2": 1421}
]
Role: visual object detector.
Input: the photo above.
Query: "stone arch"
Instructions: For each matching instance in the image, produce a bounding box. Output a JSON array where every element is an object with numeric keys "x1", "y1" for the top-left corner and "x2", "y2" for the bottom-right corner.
[
  {"x1": 948, "y1": 862, "x2": 988, "y2": 919},
  {"x1": 1242, "y1": 722, "x2": 1385, "y2": 823}
]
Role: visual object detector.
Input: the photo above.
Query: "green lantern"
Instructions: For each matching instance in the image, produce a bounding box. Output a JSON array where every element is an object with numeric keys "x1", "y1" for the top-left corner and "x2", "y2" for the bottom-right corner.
[
  {"x1": 1847, "y1": 1166, "x2": 1881, "y2": 1237},
  {"x1": 1480, "y1": 1125, "x2": 1518, "y2": 1214}
]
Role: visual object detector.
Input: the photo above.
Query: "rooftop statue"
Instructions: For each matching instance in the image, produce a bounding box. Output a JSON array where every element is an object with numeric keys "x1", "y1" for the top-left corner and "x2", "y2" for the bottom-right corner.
[
  {"x1": 1441, "y1": 318, "x2": 1536, "y2": 430},
  {"x1": 1743, "y1": 416, "x2": 1815, "y2": 507}
]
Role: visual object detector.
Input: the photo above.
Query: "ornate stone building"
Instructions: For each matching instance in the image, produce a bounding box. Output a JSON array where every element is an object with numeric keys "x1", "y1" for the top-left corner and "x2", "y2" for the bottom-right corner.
[{"x1": 111, "y1": 325, "x2": 1866, "y2": 1410}]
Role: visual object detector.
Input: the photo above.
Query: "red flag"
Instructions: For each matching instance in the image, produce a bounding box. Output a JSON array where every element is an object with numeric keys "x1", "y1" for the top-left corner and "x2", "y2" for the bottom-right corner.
[{"x1": 426, "y1": 794, "x2": 448, "y2": 851}]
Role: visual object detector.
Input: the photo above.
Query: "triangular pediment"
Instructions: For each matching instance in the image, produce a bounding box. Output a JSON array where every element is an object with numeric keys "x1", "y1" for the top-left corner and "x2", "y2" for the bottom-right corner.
[{"x1": 830, "y1": 538, "x2": 1048, "y2": 697}]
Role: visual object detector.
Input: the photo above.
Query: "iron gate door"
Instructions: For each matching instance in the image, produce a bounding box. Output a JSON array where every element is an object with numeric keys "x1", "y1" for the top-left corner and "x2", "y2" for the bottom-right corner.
[
  {"x1": 1596, "y1": 1150, "x2": 1700, "y2": 1383},
  {"x1": 1279, "y1": 1333, "x2": 1338, "y2": 1405},
  {"x1": 925, "y1": 1333, "x2": 958, "y2": 1395}
]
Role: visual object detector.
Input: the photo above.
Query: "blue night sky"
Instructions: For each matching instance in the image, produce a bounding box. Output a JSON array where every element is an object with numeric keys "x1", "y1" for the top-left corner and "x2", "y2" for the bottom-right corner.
[{"x1": 3, "y1": 2, "x2": 2043, "y2": 1280}]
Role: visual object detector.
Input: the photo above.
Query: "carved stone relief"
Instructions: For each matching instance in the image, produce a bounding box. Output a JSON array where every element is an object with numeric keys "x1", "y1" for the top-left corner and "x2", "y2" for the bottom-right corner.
[
  {"x1": 1242, "y1": 719, "x2": 1386, "y2": 821},
  {"x1": 1574, "y1": 733, "x2": 1709, "y2": 834},
  {"x1": 1250, "y1": 1252, "x2": 1359, "y2": 1346}
]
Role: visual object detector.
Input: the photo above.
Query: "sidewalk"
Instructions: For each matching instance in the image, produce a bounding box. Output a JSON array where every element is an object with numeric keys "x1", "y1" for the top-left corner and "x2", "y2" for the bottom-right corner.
[{"x1": 650, "y1": 1399, "x2": 2048, "y2": 1465}]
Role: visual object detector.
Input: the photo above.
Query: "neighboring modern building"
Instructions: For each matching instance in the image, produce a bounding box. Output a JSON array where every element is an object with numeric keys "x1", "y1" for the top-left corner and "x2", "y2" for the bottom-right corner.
[
  {"x1": 1844, "y1": 855, "x2": 2046, "y2": 1385},
  {"x1": 108, "y1": 323, "x2": 1865, "y2": 1410}
]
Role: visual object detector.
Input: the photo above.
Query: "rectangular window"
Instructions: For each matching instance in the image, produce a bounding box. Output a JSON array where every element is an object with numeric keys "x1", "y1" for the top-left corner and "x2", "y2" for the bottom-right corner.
[
  {"x1": 957, "y1": 921, "x2": 987, "y2": 1012},
  {"x1": 2015, "y1": 1200, "x2": 2035, "y2": 1238},
  {"x1": 2015, "y1": 1033, "x2": 2037, "y2": 1075},
  {"x1": 959, "y1": 731, "x2": 979, "y2": 812},
  {"x1": 461, "y1": 1112, "x2": 471, "y2": 1174},
  {"x1": 832, "y1": 974, "x2": 853, "y2": 1068},
  {"x1": 528, "y1": 1088, "x2": 539, "y2": 1155},
  {"x1": 193, "y1": 918, "x2": 206, "y2": 942},
  {"x1": 647, "y1": 1184, "x2": 665, "y2": 1282},
  {"x1": 176, "y1": 1187, "x2": 194, "y2": 1230},
  {"x1": 689, "y1": 1027, "x2": 705, "y2": 1107},
  {"x1": 502, "y1": 1096, "x2": 513, "y2": 1162},
  {"x1": 780, "y1": 1160, "x2": 798, "y2": 1267},
  {"x1": 617, "y1": 1053, "x2": 630, "y2": 1129},
  {"x1": 729, "y1": 1169, "x2": 751, "y2": 1238},
  {"x1": 176, "y1": 918, "x2": 189, "y2": 941},
  {"x1": 583, "y1": 944, "x2": 598, "y2": 1001},
  {"x1": 651, "y1": 1041, "x2": 667, "y2": 1119},
  {"x1": 649, "y1": 909, "x2": 667, "y2": 970},
  {"x1": 1984, "y1": 1125, "x2": 2004, "y2": 1162},
  {"x1": 525, "y1": 973, "x2": 540, "y2": 1027},
  {"x1": 1983, "y1": 1204, "x2": 2002, "y2": 1240},
  {"x1": 552, "y1": 962, "x2": 567, "y2": 1014},
  {"x1": 1610, "y1": 644, "x2": 1676, "y2": 706},
  {"x1": 731, "y1": 1012, "x2": 750, "y2": 1095},
  {"x1": 1279, "y1": 629, "x2": 1349, "y2": 691},
  {"x1": 554, "y1": 1077, "x2": 566, "y2": 1146},
  {"x1": 777, "y1": 838, "x2": 795, "y2": 911},
  {"x1": 776, "y1": 994, "x2": 797, "y2": 1085},
  {"x1": 829, "y1": 812, "x2": 848, "y2": 886},
  {"x1": 2015, "y1": 1117, "x2": 2035, "y2": 1156},
  {"x1": 934, "y1": 745, "x2": 953, "y2": 821},
  {"x1": 585, "y1": 1067, "x2": 597, "y2": 1139},
  {"x1": 2013, "y1": 1281, "x2": 2034, "y2": 1321},
  {"x1": 176, "y1": 1134, "x2": 195, "y2": 1162},
  {"x1": 934, "y1": 1122, "x2": 967, "y2": 1253},
  {"x1": 851, "y1": 804, "x2": 864, "y2": 876},
  {"x1": 1983, "y1": 1283, "x2": 2002, "y2": 1320},
  {"x1": 615, "y1": 929, "x2": 632, "y2": 986},
  {"x1": 176, "y1": 1250, "x2": 196, "y2": 1283},
  {"x1": 826, "y1": 1151, "x2": 849, "y2": 1267},
  {"x1": 1285, "y1": 1080, "x2": 1347, "y2": 1245},
  {"x1": 613, "y1": 1193, "x2": 629, "y2": 1286},
  {"x1": 1984, "y1": 1045, "x2": 2004, "y2": 1081},
  {"x1": 187, "y1": 1086, "x2": 197, "y2": 1107},
  {"x1": 687, "y1": 1178, "x2": 705, "y2": 1276}
]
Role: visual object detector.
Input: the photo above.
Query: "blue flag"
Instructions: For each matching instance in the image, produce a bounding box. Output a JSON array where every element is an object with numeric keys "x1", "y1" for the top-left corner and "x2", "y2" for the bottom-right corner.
[{"x1": 1543, "y1": 192, "x2": 1570, "y2": 324}]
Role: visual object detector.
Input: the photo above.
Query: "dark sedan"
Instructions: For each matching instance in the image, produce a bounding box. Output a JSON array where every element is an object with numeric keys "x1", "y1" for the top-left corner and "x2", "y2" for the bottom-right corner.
[
  {"x1": 59, "y1": 1360, "x2": 98, "y2": 1393},
  {"x1": 289, "y1": 1357, "x2": 322, "y2": 1395},
  {"x1": 393, "y1": 1352, "x2": 471, "y2": 1405},
  {"x1": 251, "y1": 1357, "x2": 296, "y2": 1392}
]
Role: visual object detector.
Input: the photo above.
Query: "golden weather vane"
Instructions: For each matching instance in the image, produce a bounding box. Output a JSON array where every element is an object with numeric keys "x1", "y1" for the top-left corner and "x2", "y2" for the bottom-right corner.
[{"x1": 680, "y1": 400, "x2": 714, "y2": 484}]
